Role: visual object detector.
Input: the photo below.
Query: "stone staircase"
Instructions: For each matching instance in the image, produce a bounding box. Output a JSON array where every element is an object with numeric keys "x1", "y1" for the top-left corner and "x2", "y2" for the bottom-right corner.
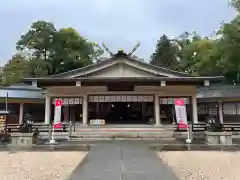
[{"x1": 69, "y1": 125, "x2": 176, "y2": 140}]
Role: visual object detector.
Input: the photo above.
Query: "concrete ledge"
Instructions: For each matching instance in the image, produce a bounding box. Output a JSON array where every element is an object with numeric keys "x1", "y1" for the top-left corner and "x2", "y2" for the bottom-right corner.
[
  {"x1": 205, "y1": 131, "x2": 232, "y2": 145},
  {"x1": 205, "y1": 131, "x2": 232, "y2": 136},
  {"x1": 3, "y1": 144, "x2": 92, "y2": 152},
  {"x1": 11, "y1": 132, "x2": 35, "y2": 137},
  {"x1": 150, "y1": 143, "x2": 240, "y2": 151},
  {"x1": 11, "y1": 133, "x2": 37, "y2": 146}
]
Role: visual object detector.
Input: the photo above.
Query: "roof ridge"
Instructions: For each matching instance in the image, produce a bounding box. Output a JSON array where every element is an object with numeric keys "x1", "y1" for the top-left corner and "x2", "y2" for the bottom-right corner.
[{"x1": 47, "y1": 55, "x2": 193, "y2": 78}]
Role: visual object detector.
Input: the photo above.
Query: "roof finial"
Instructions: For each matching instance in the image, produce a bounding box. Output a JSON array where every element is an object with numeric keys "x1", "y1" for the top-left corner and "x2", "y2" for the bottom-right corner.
[
  {"x1": 102, "y1": 42, "x2": 114, "y2": 56},
  {"x1": 128, "y1": 42, "x2": 140, "y2": 56}
]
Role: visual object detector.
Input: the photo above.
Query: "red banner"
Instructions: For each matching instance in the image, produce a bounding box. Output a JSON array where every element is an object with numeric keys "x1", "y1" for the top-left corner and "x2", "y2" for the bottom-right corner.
[{"x1": 174, "y1": 99, "x2": 185, "y2": 106}]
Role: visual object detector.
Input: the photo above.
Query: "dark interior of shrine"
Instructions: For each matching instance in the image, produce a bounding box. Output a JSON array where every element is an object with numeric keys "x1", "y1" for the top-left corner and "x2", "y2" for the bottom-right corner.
[{"x1": 88, "y1": 102, "x2": 154, "y2": 124}]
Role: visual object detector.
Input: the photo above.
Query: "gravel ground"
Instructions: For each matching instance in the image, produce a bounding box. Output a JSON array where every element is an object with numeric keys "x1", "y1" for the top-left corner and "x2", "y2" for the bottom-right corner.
[
  {"x1": 157, "y1": 151, "x2": 240, "y2": 180},
  {"x1": 0, "y1": 151, "x2": 87, "y2": 180}
]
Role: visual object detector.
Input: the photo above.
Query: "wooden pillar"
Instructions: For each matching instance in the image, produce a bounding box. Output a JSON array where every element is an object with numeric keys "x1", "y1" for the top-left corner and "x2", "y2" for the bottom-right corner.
[
  {"x1": 192, "y1": 95, "x2": 198, "y2": 124},
  {"x1": 44, "y1": 96, "x2": 51, "y2": 124},
  {"x1": 96, "y1": 102, "x2": 99, "y2": 118},
  {"x1": 218, "y1": 101, "x2": 223, "y2": 124},
  {"x1": 19, "y1": 103, "x2": 24, "y2": 124},
  {"x1": 154, "y1": 94, "x2": 161, "y2": 125},
  {"x1": 82, "y1": 95, "x2": 88, "y2": 125}
]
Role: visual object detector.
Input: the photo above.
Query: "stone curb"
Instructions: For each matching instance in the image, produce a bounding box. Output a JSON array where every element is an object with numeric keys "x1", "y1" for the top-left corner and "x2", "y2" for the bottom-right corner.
[
  {"x1": 0, "y1": 144, "x2": 93, "y2": 152},
  {"x1": 150, "y1": 143, "x2": 240, "y2": 147},
  {"x1": 150, "y1": 143, "x2": 240, "y2": 151}
]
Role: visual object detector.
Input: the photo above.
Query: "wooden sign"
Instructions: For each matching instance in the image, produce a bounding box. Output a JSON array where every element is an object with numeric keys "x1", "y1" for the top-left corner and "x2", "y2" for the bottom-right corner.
[
  {"x1": 52, "y1": 97, "x2": 82, "y2": 105},
  {"x1": 89, "y1": 119, "x2": 105, "y2": 125},
  {"x1": 88, "y1": 95, "x2": 154, "y2": 102}
]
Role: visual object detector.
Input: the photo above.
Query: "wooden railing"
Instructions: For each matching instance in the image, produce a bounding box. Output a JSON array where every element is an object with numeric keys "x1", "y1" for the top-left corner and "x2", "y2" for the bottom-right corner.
[
  {"x1": 181, "y1": 123, "x2": 240, "y2": 132},
  {"x1": 6, "y1": 122, "x2": 70, "y2": 133},
  {"x1": 221, "y1": 123, "x2": 240, "y2": 132},
  {"x1": 192, "y1": 123, "x2": 206, "y2": 132}
]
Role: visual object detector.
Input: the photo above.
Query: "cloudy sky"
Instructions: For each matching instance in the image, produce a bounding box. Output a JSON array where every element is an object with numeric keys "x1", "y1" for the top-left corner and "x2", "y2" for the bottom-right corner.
[{"x1": 0, "y1": 0, "x2": 236, "y2": 65}]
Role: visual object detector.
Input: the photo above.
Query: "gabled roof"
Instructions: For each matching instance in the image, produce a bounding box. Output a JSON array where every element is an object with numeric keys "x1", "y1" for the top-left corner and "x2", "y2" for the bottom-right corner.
[
  {"x1": 49, "y1": 53, "x2": 193, "y2": 78},
  {"x1": 22, "y1": 51, "x2": 224, "y2": 86}
]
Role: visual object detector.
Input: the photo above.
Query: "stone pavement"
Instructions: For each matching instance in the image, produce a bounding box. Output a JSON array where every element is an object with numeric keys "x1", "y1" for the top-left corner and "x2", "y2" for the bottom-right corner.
[{"x1": 68, "y1": 141, "x2": 179, "y2": 180}]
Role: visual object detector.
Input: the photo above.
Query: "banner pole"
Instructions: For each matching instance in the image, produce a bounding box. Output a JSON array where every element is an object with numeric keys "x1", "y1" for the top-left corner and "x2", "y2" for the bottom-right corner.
[
  {"x1": 50, "y1": 124, "x2": 55, "y2": 144},
  {"x1": 186, "y1": 124, "x2": 192, "y2": 144},
  {"x1": 50, "y1": 99, "x2": 62, "y2": 144}
]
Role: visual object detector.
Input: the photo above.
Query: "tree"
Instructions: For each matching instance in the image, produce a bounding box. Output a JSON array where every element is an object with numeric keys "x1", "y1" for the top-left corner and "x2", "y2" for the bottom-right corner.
[
  {"x1": 16, "y1": 21, "x2": 103, "y2": 76},
  {"x1": 16, "y1": 21, "x2": 56, "y2": 75},
  {"x1": 17, "y1": 21, "x2": 56, "y2": 62},
  {"x1": 27, "y1": 57, "x2": 49, "y2": 77},
  {"x1": 150, "y1": 34, "x2": 180, "y2": 70},
  {"x1": 215, "y1": 15, "x2": 240, "y2": 82},
  {"x1": 1, "y1": 54, "x2": 29, "y2": 85},
  {"x1": 174, "y1": 32, "x2": 221, "y2": 75},
  {"x1": 230, "y1": 0, "x2": 240, "y2": 12},
  {"x1": 50, "y1": 28, "x2": 102, "y2": 74}
]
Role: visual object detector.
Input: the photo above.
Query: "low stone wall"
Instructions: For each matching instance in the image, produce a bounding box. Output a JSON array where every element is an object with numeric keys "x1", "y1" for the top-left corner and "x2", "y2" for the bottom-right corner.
[{"x1": 205, "y1": 131, "x2": 232, "y2": 145}]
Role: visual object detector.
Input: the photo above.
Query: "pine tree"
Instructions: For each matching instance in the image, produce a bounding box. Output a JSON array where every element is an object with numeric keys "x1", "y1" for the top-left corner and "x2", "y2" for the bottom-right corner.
[{"x1": 150, "y1": 34, "x2": 179, "y2": 70}]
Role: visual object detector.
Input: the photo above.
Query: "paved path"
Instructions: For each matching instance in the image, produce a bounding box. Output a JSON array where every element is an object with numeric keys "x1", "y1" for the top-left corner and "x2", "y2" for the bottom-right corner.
[{"x1": 68, "y1": 141, "x2": 179, "y2": 180}]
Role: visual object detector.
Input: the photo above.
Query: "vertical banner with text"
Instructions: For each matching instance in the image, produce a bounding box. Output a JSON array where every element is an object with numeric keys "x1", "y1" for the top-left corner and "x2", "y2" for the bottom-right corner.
[
  {"x1": 53, "y1": 99, "x2": 62, "y2": 129},
  {"x1": 174, "y1": 99, "x2": 188, "y2": 129}
]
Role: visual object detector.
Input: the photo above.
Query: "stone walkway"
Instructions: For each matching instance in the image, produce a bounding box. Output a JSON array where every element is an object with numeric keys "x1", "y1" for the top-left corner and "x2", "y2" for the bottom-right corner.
[{"x1": 68, "y1": 141, "x2": 179, "y2": 180}]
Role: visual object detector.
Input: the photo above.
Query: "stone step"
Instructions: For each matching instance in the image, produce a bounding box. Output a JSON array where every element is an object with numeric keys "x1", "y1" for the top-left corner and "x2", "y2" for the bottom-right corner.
[
  {"x1": 69, "y1": 136, "x2": 176, "y2": 141},
  {"x1": 37, "y1": 128, "x2": 175, "y2": 140},
  {"x1": 70, "y1": 131, "x2": 174, "y2": 138},
  {"x1": 71, "y1": 127, "x2": 176, "y2": 131},
  {"x1": 71, "y1": 130, "x2": 173, "y2": 135},
  {"x1": 71, "y1": 130, "x2": 176, "y2": 133},
  {"x1": 71, "y1": 134, "x2": 174, "y2": 138}
]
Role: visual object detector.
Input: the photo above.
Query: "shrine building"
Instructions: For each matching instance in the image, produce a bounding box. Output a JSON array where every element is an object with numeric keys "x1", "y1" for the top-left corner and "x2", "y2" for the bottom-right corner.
[{"x1": 15, "y1": 49, "x2": 224, "y2": 126}]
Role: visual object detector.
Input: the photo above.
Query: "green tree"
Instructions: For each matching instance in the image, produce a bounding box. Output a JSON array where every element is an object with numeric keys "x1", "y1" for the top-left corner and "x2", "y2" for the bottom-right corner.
[
  {"x1": 216, "y1": 15, "x2": 240, "y2": 82},
  {"x1": 27, "y1": 57, "x2": 49, "y2": 77},
  {"x1": 17, "y1": 21, "x2": 56, "y2": 62},
  {"x1": 50, "y1": 28, "x2": 102, "y2": 73},
  {"x1": 230, "y1": 0, "x2": 240, "y2": 12},
  {"x1": 1, "y1": 54, "x2": 29, "y2": 85},
  {"x1": 16, "y1": 21, "x2": 56, "y2": 75},
  {"x1": 150, "y1": 34, "x2": 180, "y2": 70},
  {"x1": 174, "y1": 33, "x2": 221, "y2": 75},
  {"x1": 16, "y1": 21, "x2": 103, "y2": 75}
]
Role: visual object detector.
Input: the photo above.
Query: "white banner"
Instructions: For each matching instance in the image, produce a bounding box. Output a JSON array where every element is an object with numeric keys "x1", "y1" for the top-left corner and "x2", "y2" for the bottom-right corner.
[
  {"x1": 53, "y1": 99, "x2": 62, "y2": 128},
  {"x1": 174, "y1": 99, "x2": 188, "y2": 129}
]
